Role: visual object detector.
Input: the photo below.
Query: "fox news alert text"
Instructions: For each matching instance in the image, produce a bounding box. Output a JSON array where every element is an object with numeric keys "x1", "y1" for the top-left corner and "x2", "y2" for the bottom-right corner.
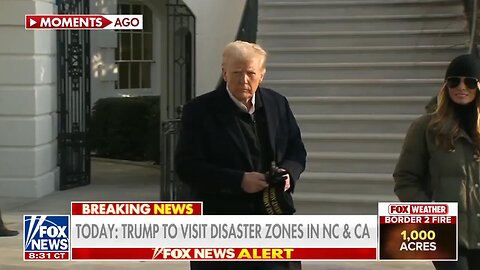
[
  {"x1": 25, "y1": 15, "x2": 142, "y2": 30},
  {"x1": 23, "y1": 202, "x2": 457, "y2": 261},
  {"x1": 67, "y1": 202, "x2": 377, "y2": 261}
]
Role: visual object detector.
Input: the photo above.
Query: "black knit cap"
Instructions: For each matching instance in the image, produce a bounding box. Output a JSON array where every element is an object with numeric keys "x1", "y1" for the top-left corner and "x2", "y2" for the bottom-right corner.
[{"x1": 445, "y1": 54, "x2": 480, "y2": 80}]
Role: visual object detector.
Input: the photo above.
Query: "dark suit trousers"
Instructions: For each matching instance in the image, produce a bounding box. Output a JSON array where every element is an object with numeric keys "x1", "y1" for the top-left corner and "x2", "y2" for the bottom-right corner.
[{"x1": 190, "y1": 261, "x2": 302, "y2": 270}]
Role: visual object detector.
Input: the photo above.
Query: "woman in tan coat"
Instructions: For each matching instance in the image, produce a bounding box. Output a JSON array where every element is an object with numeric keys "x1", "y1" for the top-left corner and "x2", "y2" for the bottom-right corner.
[{"x1": 394, "y1": 54, "x2": 480, "y2": 270}]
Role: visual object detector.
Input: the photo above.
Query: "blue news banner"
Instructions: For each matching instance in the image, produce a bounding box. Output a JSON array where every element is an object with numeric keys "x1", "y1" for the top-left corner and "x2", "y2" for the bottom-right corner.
[{"x1": 23, "y1": 215, "x2": 70, "y2": 261}]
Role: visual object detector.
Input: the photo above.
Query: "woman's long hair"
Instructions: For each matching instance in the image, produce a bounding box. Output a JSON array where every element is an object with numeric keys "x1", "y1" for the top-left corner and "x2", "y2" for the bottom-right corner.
[{"x1": 428, "y1": 83, "x2": 480, "y2": 153}]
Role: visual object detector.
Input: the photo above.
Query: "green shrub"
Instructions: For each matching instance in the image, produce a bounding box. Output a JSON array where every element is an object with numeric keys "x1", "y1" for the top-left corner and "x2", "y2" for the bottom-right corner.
[{"x1": 89, "y1": 96, "x2": 160, "y2": 162}]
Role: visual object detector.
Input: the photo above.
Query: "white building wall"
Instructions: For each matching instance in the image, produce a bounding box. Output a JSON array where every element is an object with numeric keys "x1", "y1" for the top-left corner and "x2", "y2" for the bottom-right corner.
[
  {"x1": 89, "y1": 0, "x2": 118, "y2": 106},
  {"x1": 183, "y1": 0, "x2": 246, "y2": 96},
  {"x1": 0, "y1": 0, "x2": 58, "y2": 197}
]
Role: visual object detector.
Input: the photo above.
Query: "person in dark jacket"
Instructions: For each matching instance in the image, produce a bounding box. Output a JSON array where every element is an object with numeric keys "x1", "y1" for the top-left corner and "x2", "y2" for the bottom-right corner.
[
  {"x1": 394, "y1": 54, "x2": 480, "y2": 270},
  {"x1": 175, "y1": 41, "x2": 306, "y2": 270}
]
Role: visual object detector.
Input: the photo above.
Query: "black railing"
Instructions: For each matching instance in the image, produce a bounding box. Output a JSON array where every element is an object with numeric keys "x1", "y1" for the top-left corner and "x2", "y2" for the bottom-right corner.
[
  {"x1": 165, "y1": 0, "x2": 196, "y2": 120},
  {"x1": 160, "y1": 0, "x2": 196, "y2": 200},
  {"x1": 160, "y1": 105, "x2": 192, "y2": 201},
  {"x1": 160, "y1": 118, "x2": 192, "y2": 201},
  {"x1": 56, "y1": 0, "x2": 91, "y2": 190},
  {"x1": 464, "y1": 0, "x2": 479, "y2": 55},
  {"x1": 236, "y1": 0, "x2": 259, "y2": 43}
]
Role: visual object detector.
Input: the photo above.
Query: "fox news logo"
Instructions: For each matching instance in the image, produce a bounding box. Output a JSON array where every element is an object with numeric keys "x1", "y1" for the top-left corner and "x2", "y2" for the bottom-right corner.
[
  {"x1": 388, "y1": 204, "x2": 410, "y2": 214},
  {"x1": 24, "y1": 215, "x2": 69, "y2": 260}
]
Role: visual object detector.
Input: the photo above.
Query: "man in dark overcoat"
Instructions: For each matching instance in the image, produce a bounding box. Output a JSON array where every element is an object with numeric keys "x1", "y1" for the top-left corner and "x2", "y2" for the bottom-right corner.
[{"x1": 175, "y1": 41, "x2": 306, "y2": 270}]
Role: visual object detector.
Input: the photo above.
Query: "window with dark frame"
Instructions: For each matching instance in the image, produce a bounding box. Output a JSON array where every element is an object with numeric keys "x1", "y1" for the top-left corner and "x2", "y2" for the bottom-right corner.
[{"x1": 115, "y1": 3, "x2": 153, "y2": 89}]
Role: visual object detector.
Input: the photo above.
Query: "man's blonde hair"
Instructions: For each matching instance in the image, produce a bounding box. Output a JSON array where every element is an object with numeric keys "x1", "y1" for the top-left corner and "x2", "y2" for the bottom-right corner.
[{"x1": 222, "y1": 41, "x2": 267, "y2": 70}]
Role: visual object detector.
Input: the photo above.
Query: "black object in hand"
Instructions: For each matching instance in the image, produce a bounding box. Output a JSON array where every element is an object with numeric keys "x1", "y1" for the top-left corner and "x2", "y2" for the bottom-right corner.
[
  {"x1": 259, "y1": 161, "x2": 296, "y2": 215},
  {"x1": 266, "y1": 162, "x2": 288, "y2": 186}
]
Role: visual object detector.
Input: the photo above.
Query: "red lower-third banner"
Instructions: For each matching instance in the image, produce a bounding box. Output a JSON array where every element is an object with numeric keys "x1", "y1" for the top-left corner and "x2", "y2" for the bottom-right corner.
[{"x1": 72, "y1": 247, "x2": 376, "y2": 260}]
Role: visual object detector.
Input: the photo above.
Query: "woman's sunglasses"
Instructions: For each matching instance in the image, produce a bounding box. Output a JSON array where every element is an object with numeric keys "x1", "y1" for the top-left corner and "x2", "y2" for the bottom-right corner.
[{"x1": 446, "y1": 76, "x2": 479, "y2": 89}]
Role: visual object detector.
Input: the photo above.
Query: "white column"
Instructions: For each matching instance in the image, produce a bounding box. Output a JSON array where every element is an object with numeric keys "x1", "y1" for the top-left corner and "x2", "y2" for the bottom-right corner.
[{"x1": 0, "y1": 0, "x2": 58, "y2": 197}]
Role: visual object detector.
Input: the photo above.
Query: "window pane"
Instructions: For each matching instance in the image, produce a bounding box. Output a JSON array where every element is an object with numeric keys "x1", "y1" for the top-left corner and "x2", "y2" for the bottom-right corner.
[
  {"x1": 141, "y1": 63, "x2": 151, "y2": 88},
  {"x1": 132, "y1": 33, "x2": 142, "y2": 60},
  {"x1": 144, "y1": 33, "x2": 152, "y2": 60},
  {"x1": 121, "y1": 33, "x2": 131, "y2": 60},
  {"x1": 132, "y1": 4, "x2": 142, "y2": 14},
  {"x1": 131, "y1": 62, "x2": 140, "y2": 89},
  {"x1": 116, "y1": 3, "x2": 153, "y2": 90},
  {"x1": 118, "y1": 63, "x2": 129, "y2": 89},
  {"x1": 119, "y1": 4, "x2": 130, "y2": 14},
  {"x1": 143, "y1": 6, "x2": 152, "y2": 32},
  {"x1": 132, "y1": 5, "x2": 143, "y2": 33}
]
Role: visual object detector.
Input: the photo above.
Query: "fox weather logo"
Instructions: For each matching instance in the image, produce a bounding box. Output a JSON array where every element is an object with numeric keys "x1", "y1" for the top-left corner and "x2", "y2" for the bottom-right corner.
[{"x1": 24, "y1": 215, "x2": 70, "y2": 260}]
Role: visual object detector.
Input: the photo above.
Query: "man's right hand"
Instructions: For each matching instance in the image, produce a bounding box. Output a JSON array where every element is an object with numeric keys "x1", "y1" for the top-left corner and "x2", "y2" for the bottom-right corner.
[{"x1": 241, "y1": 172, "x2": 268, "y2": 193}]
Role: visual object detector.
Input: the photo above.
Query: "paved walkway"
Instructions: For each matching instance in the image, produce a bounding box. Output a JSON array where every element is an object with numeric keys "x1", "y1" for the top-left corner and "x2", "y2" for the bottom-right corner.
[{"x1": 0, "y1": 159, "x2": 434, "y2": 270}]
